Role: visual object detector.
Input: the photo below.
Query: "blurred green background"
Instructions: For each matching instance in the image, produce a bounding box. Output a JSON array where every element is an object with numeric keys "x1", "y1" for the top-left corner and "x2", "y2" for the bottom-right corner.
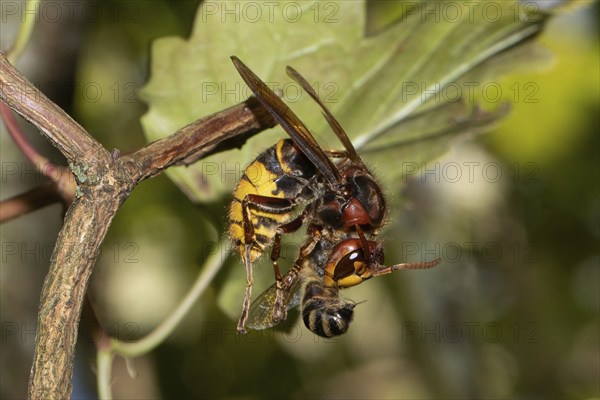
[{"x1": 1, "y1": 1, "x2": 598, "y2": 399}]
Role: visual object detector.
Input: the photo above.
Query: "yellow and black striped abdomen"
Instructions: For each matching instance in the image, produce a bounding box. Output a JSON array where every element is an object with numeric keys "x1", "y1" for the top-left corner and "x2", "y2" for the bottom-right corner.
[{"x1": 229, "y1": 139, "x2": 317, "y2": 262}]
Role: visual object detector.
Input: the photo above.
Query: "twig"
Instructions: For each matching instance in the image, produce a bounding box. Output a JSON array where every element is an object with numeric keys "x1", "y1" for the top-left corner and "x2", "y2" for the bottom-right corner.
[
  {"x1": 0, "y1": 53, "x2": 109, "y2": 164},
  {"x1": 0, "y1": 51, "x2": 276, "y2": 399},
  {"x1": 28, "y1": 193, "x2": 123, "y2": 399},
  {"x1": 128, "y1": 97, "x2": 274, "y2": 182},
  {"x1": 1, "y1": 102, "x2": 77, "y2": 221},
  {"x1": 0, "y1": 102, "x2": 52, "y2": 171},
  {"x1": 0, "y1": 183, "x2": 60, "y2": 222}
]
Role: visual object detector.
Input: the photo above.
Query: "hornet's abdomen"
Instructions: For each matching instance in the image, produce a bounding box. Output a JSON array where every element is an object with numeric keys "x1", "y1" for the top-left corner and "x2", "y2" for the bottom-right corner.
[{"x1": 228, "y1": 139, "x2": 316, "y2": 261}]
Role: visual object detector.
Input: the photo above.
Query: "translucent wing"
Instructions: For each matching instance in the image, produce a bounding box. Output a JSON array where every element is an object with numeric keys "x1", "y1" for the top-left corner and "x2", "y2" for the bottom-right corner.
[{"x1": 246, "y1": 269, "x2": 303, "y2": 330}]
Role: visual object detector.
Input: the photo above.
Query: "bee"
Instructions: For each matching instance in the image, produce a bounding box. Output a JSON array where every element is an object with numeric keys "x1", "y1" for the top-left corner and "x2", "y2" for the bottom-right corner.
[
  {"x1": 228, "y1": 56, "x2": 439, "y2": 335},
  {"x1": 246, "y1": 224, "x2": 440, "y2": 337}
]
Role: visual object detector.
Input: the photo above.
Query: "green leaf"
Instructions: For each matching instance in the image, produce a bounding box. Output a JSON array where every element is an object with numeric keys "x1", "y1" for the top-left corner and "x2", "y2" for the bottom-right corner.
[
  {"x1": 140, "y1": 0, "x2": 550, "y2": 203},
  {"x1": 140, "y1": 1, "x2": 365, "y2": 201}
]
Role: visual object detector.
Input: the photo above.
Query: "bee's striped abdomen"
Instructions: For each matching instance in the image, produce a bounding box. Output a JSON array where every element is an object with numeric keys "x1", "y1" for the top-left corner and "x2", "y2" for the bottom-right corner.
[{"x1": 301, "y1": 276, "x2": 355, "y2": 338}]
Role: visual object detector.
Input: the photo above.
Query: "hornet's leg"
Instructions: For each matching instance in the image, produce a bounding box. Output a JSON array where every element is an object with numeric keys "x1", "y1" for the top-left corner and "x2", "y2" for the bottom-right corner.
[
  {"x1": 237, "y1": 194, "x2": 296, "y2": 334},
  {"x1": 269, "y1": 211, "x2": 309, "y2": 322}
]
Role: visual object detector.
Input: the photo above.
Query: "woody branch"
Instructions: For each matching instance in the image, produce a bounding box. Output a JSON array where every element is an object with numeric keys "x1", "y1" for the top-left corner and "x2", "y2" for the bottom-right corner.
[{"x1": 0, "y1": 52, "x2": 275, "y2": 399}]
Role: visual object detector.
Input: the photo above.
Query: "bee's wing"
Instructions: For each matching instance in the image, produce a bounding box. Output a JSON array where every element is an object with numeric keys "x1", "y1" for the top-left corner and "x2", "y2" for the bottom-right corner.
[
  {"x1": 246, "y1": 270, "x2": 303, "y2": 330},
  {"x1": 231, "y1": 56, "x2": 341, "y2": 186},
  {"x1": 286, "y1": 66, "x2": 362, "y2": 165}
]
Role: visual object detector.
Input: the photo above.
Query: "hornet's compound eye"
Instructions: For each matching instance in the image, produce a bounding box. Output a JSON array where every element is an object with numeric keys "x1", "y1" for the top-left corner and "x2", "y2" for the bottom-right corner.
[
  {"x1": 324, "y1": 239, "x2": 381, "y2": 288},
  {"x1": 332, "y1": 248, "x2": 367, "y2": 288},
  {"x1": 346, "y1": 174, "x2": 386, "y2": 229}
]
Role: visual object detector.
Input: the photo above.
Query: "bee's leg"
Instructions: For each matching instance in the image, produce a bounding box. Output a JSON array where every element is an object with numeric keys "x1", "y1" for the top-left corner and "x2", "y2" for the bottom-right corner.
[{"x1": 237, "y1": 194, "x2": 296, "y2": 334}]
